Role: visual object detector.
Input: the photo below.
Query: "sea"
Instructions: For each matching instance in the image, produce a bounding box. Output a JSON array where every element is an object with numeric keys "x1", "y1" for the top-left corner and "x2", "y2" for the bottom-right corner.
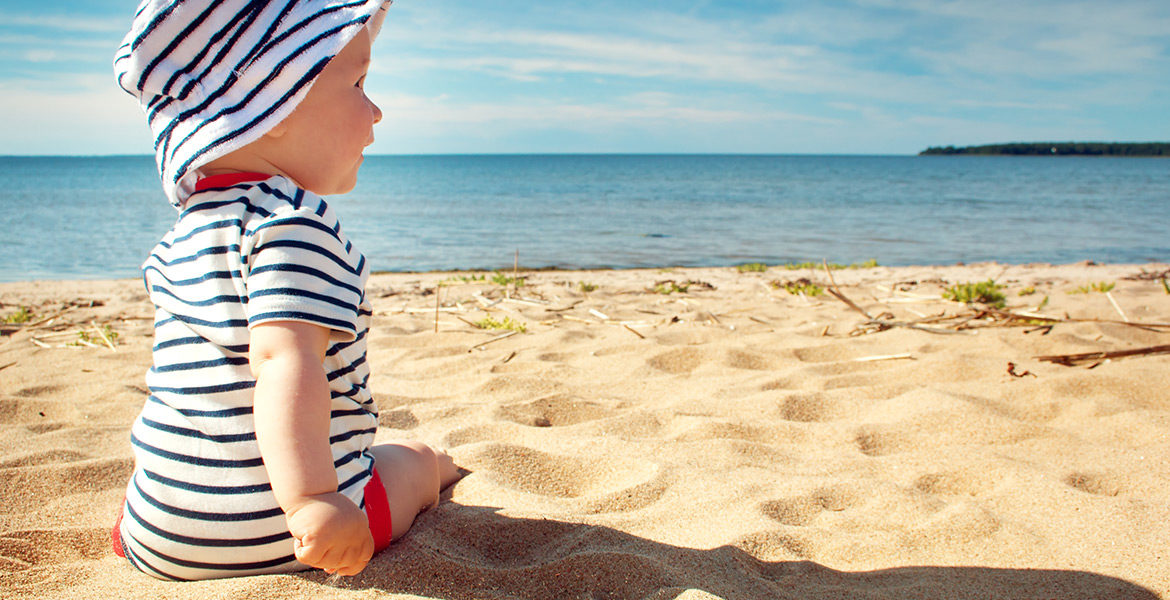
[{"x1": 0, "y1": 154, "x2": 1166, "y2": 282}]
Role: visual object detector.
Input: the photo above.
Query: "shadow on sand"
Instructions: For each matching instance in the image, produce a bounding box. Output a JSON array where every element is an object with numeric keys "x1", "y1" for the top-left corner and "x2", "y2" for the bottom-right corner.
[{"x1": 310, "y1": 503, "x2": 1157, "y2": 600}]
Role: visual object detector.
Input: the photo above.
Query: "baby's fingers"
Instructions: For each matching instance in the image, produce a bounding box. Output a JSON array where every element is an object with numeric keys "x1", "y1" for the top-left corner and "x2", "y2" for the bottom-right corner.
[
  {"x1": 297, "y1": 542, "x2": 367, "y2": 575},
  {"x1": 332, "y1": 557, "x2": 369, "y2": 576},
  {"x1": 331, "y1": 538, "x2": 374, "y2": 576},
  {"x1": 293, "y1": 536, "x2": 328, "y2": 567}
]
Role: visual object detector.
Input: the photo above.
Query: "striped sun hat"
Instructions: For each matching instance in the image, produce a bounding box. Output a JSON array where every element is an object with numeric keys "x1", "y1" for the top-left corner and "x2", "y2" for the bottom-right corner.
[{"x1": 114, "y1": 0, "x2": 392, "y2": 208}]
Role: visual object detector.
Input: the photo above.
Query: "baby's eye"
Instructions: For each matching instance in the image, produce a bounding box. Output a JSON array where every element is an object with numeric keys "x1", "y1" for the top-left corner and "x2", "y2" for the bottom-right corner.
[{"x1": 356, "y1": 76, "x2": 366, "y2": 88}]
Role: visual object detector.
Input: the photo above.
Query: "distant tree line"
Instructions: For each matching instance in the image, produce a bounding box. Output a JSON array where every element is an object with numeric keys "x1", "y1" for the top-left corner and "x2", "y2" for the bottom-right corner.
[{"x1": 919, "y1": 142, "x2": 1170, "y2": 156}]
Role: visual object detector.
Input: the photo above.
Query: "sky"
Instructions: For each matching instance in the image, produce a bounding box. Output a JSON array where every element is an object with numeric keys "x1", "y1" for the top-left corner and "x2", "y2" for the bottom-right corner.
[{"x1": 1, "y1": 0, "x2": 1168, "y2": 156}]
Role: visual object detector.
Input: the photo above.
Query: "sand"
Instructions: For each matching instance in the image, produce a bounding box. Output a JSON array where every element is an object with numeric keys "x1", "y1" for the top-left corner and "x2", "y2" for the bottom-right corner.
[{"x1": 1, "y1": 261, "x2": 1168, "y2": 599}]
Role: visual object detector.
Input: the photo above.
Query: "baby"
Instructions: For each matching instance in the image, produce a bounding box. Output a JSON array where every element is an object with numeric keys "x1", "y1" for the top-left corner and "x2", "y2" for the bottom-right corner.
[{"x1": 111, "y1": 0, "x2": 459, "y2": 580}]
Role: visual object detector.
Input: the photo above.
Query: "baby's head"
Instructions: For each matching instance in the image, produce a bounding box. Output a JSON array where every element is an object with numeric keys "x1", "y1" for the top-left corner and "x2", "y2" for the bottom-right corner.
[
  {"x1": 200, "y1": 26, "x2": 383, "y2": 196},
  {"x1": 114, "y1": 0, "x2": 392, "y2": 206}
]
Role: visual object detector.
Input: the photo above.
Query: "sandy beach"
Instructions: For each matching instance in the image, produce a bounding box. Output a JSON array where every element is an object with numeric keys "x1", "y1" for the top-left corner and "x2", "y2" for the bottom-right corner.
[{"x1": 1, "y1": 261, "x2": 1168, "y2": 599}]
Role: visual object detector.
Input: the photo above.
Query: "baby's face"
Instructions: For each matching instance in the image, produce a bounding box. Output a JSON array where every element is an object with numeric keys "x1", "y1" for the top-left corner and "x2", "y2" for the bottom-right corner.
[{"x1": 268, "y1": 29, "x2": 382, "y2": 195}]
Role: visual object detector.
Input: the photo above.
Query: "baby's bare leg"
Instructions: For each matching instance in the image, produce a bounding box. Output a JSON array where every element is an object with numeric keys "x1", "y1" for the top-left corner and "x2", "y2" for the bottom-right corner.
[{"x1": 369, "y1": 441, "x2": 461, "y2": 541}]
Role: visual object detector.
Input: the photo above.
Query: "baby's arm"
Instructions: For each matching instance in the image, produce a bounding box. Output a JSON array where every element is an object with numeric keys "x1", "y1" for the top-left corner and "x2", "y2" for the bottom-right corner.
[{"x1": 251, "y1": 321, "x2": 374, "y2": 576}]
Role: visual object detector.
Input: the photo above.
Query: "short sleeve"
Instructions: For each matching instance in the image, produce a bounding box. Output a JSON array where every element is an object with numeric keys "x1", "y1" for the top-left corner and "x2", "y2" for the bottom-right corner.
[{"x1": 242, "y1": 206, "x2": 364, "y2": 341}]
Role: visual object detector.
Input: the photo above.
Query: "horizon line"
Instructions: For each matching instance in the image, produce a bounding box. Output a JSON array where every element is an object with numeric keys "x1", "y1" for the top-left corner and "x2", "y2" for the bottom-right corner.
[{"x1": 1, "y1": 151, "x2": 922, "y2": 158}]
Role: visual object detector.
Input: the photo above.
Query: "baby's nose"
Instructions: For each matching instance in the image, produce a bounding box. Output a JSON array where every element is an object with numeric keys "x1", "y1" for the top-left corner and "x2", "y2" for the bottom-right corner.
[{"x1": 370, "y1": 99, "x2": 383, "y2": 125}]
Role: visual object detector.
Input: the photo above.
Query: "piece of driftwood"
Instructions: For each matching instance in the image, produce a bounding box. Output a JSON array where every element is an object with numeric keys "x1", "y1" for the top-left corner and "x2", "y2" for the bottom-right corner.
[
  {"x1": 623, "y1": 324, "x2": 645, "y2": 339},
  {"x1": 1036, "y1": 344, "x2": 1170, "y2": 366}
]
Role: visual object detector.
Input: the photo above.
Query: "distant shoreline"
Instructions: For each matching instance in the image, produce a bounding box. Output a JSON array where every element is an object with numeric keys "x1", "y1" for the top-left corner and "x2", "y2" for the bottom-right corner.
[{"x1": 920, "y1": 142, "x2": 1170, "y2": 157}]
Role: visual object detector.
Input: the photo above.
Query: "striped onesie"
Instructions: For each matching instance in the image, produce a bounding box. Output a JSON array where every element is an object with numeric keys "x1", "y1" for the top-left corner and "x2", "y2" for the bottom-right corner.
[{"x1": 115, "y1": 173, "x2": 378, "y2": 580}]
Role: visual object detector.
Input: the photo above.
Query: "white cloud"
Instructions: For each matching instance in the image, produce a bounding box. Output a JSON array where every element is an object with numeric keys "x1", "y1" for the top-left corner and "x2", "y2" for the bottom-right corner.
[
  {"x1": 25, "y1": 50, "x2": 57, "y2": 63},
  {"x1": 384, "y1": 28, "x2": 814, "y2": 88},
  {"x1": 373, "y1": 92, "x2": 839, "y2": 128},
  {"x1": 951, "y1": 99, "x2": 1074, "y2": 111},
  {"x1": 867, "y1": 0, "x2": 1169, "y2": 77},
  {"x1": 0, "y1": 76, "x2": 148, "y2": 154},
  {"x1": 866, "y1": 0, "x2": 1170, "y2": 36},
  {"x1": 363, "y1": 89, "x2": 851, "y2": 153}
]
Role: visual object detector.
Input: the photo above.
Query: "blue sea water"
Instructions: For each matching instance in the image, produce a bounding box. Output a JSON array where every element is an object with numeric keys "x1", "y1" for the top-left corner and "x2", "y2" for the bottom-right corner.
[{"x1": 0, "y1": 154, "x2": 1166, "y2": 282}]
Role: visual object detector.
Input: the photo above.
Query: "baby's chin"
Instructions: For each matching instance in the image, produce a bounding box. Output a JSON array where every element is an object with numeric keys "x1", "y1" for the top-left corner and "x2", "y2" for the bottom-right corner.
[{"x1": 307, "y1": 169, "x2": 361, "y2": 196}]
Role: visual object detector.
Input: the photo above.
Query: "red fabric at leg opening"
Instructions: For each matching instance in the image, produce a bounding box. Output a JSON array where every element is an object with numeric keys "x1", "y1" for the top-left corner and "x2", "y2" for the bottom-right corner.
[
  {"x1": 364, "y1": 468, "x2": 393, "y2": 552},
  {"x1": 111, "y1": 501, "x2": 126, "y2": 558}
]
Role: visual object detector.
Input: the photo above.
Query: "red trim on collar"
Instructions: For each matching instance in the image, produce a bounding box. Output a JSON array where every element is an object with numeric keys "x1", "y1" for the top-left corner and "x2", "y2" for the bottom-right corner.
[{"x1": 194, "y1": 172, "x2": 272, "y2": 192}]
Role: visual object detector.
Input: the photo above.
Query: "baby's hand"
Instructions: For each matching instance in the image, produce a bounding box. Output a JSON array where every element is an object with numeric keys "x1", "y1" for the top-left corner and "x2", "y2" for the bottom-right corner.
[{"x1": 285, "y1": 492, "x2": 374, "y2": 575}]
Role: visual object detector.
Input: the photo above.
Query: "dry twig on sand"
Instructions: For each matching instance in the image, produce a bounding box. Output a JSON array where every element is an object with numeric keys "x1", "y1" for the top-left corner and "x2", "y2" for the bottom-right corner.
[
  {"x1": 92, "y1": 322, "x2": 117, "y2": 352},
  {"x1": 852, "y1": 353, "x2": 914, "y2": 362},
  {"x1": 1122, "y1": 268, "x2": 1170, "y2": 281},
  {"x1": 820, "y1": 260, "x2": 970, "y2": 336},
  {"x1": 817, "y1": 262, "x2": 1170, "y2": 338},
  {"x1": 545, "y1": 300, "x2": 585, "y2": 313},
  {"x1": 1036, "y1": 344, "x2": 1170, "y2": 367},
  {"x1": 1105, "y1": 291, "x2": 1129, "y2": 322},
  {"x1": 468, "y1": 330, "x2": 519, "y2": 352},
  {"x1": 981, "y1": 308, "x2": 1170, "y2": 333}
]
